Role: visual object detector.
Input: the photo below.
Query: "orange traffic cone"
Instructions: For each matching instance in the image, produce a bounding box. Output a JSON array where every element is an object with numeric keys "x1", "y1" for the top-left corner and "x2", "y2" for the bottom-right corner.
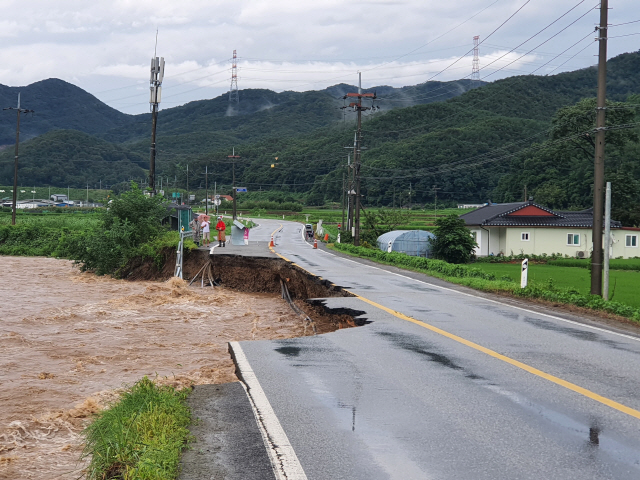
[
  {"x1": 324, "y1": 233, "x2": 329, "y2": 242},
  {"x1": 313, "y1": 238, "x2": 318, "y2": 249},
  {"x1": 269, "y1": 235, "x2": 275, "y2": 247}
]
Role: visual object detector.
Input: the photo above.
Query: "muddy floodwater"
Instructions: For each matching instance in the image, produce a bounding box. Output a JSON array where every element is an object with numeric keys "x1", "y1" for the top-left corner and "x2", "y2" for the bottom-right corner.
[{"x1": 0, "y1": 256, "x2": 342, "y2": 479}]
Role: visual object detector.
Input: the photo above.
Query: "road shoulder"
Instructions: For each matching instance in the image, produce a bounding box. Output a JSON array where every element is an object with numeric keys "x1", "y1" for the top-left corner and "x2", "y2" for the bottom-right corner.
[
  {"x1": 322, "y1": 244, "x2": 640, "y2": 339},
  {"x1": 179, "y1": 382, "x2": 276, "y2": 480}
]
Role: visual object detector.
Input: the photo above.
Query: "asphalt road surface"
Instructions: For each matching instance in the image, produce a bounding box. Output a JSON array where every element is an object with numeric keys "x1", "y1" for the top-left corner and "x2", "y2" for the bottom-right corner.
[{"x1": 234, "y1": 219, "x2": 640, "y2": 480}]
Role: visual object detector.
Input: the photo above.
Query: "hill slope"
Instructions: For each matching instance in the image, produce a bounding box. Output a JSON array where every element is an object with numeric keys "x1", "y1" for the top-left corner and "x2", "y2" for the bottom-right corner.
[
  {"x1": 0, "y1": 79, "x2": 131, "y2": 145},
  {"x1": 0, "y1": 130, "x2": 146, "y2": 188}
]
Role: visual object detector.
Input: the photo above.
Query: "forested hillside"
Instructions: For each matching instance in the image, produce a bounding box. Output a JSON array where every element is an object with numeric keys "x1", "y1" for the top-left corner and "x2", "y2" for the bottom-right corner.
[
  {"x1": 0, "y1": 79, "x2": 130, "y2": 145},
  {"x1": 0, "y1": 130, "x2": 146, "y2": 188},
  {"x1": 2, "y1": 50, "x2": 639, "y2": 221},
  {"x1": 160, "y1": 51, "x2": 640, "y2": 214}
]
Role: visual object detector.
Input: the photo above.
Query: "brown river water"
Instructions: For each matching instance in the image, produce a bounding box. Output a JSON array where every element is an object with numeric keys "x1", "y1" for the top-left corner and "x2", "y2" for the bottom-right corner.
[{"x1": 0, "y1": 256, "x2": 331, "y2": 479}]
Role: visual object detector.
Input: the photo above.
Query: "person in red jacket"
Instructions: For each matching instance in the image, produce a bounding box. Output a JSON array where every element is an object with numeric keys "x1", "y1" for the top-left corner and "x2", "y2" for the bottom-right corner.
[{"x1": 216, "y1": 216, "x2": 227, "y2": 247}]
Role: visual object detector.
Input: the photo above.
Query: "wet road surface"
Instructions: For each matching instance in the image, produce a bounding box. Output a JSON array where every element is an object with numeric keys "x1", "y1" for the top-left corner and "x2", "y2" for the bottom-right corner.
[{"x1": 236, "y1": 219, "x2": 640, "y2": 479}]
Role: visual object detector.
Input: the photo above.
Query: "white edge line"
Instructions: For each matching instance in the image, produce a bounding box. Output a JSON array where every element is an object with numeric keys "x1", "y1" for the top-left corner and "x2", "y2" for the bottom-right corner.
[
  {"x1": 276, "y1": 221, "x2": 640, "y2": 344},
  {"x1": 229, "y1": 341, "x2": 308, "y2": 480}
]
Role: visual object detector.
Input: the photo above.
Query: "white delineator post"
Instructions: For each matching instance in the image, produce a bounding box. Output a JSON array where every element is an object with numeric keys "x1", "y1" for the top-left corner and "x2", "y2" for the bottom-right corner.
[{"x1": 521, "y1": 258, "x2": 529, "y2": 289}]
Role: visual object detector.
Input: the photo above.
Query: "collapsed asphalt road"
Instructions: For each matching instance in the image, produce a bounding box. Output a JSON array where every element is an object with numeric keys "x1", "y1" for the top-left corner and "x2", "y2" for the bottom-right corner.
[{"x1": 226, "y1": 219, "x2": 640, "y2": 480}]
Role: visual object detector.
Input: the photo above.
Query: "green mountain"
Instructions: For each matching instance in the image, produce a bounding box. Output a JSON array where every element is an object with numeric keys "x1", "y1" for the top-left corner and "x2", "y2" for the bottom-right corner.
[
  {"x1": 0, "y1": 129, "x2": 146, "y2": 188},
  {"x1": 3, "y1": 50, "x2": 640, "y2": 209},
  {"x1": 0, "y1": 78, "x2": 131, "y2": 145},
  {"x1": 180, "y1": 50, "x2": 640, "y2": 208}
]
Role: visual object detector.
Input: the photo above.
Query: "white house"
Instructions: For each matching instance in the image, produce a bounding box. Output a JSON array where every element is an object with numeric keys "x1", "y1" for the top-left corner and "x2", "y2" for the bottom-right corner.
[{"x1": 461, "y1": 201, "x2": 640, "y2": 259}]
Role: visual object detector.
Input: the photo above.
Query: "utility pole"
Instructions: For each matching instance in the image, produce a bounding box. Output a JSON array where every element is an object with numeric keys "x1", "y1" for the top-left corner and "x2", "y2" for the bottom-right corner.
[
  {"x1": 591, "y1": 0, "x2": 608, "y2": 296},
  {"x1": 341, "y1": 73, "x2": 376, "y2": 246},
  {"x1": 205, "y1": 166, "x2": 209, "y2": 215},
  {"x1": 604, "y1": 181, "x2": 612, "y2": 300},
  {"x1": 341, "y1": 171, "x2": 346, "y2": 230},
  {"x1": 409, "y1": 182, "x2": 412, "y2": 210},
  {"x1": 433, "y1": 185, "x2": 441, "y2": 223},
  {"x1": 3, "y1": 93, "x2": 34, "y2": 225},
  {"x1": 186, "y1": 164, "x2": 189, "y2": 206},
  {"x1": 149, "y1": 52, "x2": 165, "y2": 195},
  {"x1": 228, "y1": 148, "x2": 241, "y2": 219}
]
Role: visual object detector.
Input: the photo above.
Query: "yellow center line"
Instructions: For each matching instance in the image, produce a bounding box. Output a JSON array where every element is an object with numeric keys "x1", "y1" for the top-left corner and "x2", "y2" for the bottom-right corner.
[
  {"x1": 351, "y1": 292, "x2": 640, "y2": 420},
  {"x1": 268, "y1": 224, "x2": 640, "y2": 419}
]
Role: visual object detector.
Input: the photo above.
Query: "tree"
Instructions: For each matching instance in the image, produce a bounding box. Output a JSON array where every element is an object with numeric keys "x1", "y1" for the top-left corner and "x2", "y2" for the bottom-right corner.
[
  {"x1": 360, "y1": 208, "x2": 411, "y2": 244},
  {"x1": 429, "y1": 214, "x2": 477, "y2": 264}
]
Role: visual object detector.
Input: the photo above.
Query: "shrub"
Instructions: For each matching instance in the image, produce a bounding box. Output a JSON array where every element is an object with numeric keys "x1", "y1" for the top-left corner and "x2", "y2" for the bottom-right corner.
[{"x1": 429, "y1": 214, "x2": 477, "y2": 264}]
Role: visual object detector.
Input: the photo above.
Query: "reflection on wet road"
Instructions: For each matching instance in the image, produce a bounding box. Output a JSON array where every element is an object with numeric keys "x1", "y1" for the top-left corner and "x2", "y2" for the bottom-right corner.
[{"x1": 238, "y1": 220, "x2": 640, "y2": 479}]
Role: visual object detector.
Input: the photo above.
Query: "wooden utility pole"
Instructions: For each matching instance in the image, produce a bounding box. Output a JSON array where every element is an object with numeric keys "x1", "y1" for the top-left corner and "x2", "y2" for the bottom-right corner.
[
  {"x1": 205, "y1": 166, "x2": 209, "y2": 215},
  {"x1": 591, "y1": 0, "x2": 608, "y2": 296},
  {"x1": 341, "y1": 171, "x2": 346, "y2": 229},
  {"x1": 341, "y1": 73, "x2": 376, "y2": 246},
  {"x1": 228, "y1": 148, "x2": 241, "y2": 219},
  {"x1": 3, "y1": 93, "x2": 34, "y2": 225}
]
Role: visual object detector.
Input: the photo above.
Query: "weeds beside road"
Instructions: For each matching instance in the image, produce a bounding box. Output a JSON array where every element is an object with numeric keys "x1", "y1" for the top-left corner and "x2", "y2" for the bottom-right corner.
[{"x1": 330, "y1": 243, "x2": 640, "y2": 323}]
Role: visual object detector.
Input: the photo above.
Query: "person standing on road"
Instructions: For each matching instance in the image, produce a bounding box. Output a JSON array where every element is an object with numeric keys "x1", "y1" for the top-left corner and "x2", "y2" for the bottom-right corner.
[
  {"x1": 216, "y1": 216, "x2": 227, "y2": 247},
  {"x1": 189, "y1": 217, "x2": 201, "y2": 247},
  {"x1": 201, "y1": 218, "x2": 211, "y2": 247}
]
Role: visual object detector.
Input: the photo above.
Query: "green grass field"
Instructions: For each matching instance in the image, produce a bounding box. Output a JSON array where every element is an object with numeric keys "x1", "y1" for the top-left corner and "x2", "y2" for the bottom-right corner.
[
  {"x1": 471, "y1": 262, "x2": 640, "y2": 308},
  {"x1": 0, "y1": 212, "x2": 101, "y2": 228}
]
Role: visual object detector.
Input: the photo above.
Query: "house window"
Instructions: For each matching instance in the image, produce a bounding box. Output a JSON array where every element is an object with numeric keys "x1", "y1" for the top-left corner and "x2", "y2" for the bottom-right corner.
[
  {"x1": 626, "y1": 235, "x2": 638, "y2": 247},
  {"x1": 521, "y1": 232, "x2": 530, "y2": 241},
  {"x1": 567, "y1": 233, "x2": 580, "y2": 246}
]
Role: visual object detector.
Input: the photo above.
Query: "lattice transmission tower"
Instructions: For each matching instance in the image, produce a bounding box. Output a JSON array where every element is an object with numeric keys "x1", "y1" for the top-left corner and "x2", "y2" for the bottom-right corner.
[
  {"x1": 229, "y1": 49, "x2": 239, "y2": 104},
  {"x1": 472, "y1": 36, "x2": 480, "y2": 81}
]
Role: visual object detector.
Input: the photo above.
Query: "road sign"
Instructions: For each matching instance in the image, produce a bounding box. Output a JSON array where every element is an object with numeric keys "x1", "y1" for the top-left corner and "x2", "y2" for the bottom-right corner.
[
  {"x1": 215, "y1": 194, "x2": 220, "y2": 199},
  {"x1": 213, "y1": 199, "x2": 221, "y2": 206},
  {"x1": 236, "y1": 187, "x2": 248, "y2": 193}
]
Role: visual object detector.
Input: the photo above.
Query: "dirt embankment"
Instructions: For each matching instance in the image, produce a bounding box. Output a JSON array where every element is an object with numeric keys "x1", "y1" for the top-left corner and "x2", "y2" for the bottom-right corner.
[{"x1": 0, "y1": 254, "x2": 357, "y2": 479}]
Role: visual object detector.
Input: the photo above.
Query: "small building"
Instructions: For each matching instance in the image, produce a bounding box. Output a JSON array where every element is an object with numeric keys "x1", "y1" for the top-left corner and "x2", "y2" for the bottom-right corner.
[
  {"x1": 461, "y1": 201, "x2": 640, "y2": 259},
  {"x1": 51, "y1": 194, "x2": 69, "y2": 202},
  {"x1": 457, "y1": 203, "x2": 486, "y2": 209},
  {"x1": 376, "y1": 230, "x2": 435, "y2": 257},
  {"x1": 7, "y1": 199, "x2": 57, "y2": 209}
]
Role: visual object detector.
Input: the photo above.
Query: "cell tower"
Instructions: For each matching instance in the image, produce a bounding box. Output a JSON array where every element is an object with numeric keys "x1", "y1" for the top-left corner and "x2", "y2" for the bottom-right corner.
[
  {"x1": 229, "y1": 50, "x2": 239, "y2": 104},
  {"x1": 472, "y1": 36, "x2": 480, "y2": 81}
]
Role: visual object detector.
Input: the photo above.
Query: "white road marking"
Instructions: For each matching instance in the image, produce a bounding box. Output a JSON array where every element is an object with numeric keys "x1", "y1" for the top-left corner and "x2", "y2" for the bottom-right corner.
[
  {"x1": 229, "y1": 341, "x2": 308, "y2": 480},
  {"x1": 276, "y1": 223, "x2": 640, "y2": 344}
]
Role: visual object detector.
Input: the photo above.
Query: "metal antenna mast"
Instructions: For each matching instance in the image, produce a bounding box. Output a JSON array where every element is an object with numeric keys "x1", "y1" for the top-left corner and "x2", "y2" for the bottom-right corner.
[
  {"x1": 3, "y1": 93, "x2": 34, "y2": 225},
  {"x1": 472, "y1": 36, "x2": 480, "y2": 81},
  {"x1": 149, "y1": 52, "x2": 165, "y2": 195},
  {"x1": 229, "y1": 50, "x2": 239, "y2": 104}
]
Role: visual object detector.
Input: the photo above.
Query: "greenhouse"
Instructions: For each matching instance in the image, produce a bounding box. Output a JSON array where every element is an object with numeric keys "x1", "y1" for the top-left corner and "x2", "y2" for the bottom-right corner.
[{"x1": 376, "y1": 230, "x2": 435, "y2": 257}]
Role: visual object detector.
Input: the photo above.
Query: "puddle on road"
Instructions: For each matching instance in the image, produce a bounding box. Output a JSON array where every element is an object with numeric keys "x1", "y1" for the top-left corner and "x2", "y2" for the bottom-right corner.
[{"x1": 0, "y1": 256, "x2": 355, "y2": 479}]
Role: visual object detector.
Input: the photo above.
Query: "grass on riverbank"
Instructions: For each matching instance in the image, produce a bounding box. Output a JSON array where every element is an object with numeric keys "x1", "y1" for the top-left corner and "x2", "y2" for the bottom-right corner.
[
  {"x1": 83, "y1": 377, "x2": 191, "y2": 480},
  {"x1": 330, "y1": 243, "x2": 640, "y2": 322}
]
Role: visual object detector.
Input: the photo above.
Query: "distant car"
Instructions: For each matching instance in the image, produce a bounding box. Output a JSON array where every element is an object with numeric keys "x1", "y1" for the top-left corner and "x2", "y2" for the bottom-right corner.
[{"x1": 305, "y1": 224, "x2": 314, "y2": 240}]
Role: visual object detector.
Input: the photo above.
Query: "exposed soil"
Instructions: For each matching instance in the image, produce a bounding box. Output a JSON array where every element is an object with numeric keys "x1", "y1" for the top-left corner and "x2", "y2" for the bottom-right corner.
[{"x1": 0, "y1": 255, "x2": 355, "y2": 480}]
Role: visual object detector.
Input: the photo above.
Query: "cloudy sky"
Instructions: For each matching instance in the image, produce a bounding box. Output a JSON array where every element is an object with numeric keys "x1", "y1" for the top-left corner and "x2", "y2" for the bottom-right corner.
[{"x1": 1, "y1": 0, "x2": 638, "y2": 114}]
